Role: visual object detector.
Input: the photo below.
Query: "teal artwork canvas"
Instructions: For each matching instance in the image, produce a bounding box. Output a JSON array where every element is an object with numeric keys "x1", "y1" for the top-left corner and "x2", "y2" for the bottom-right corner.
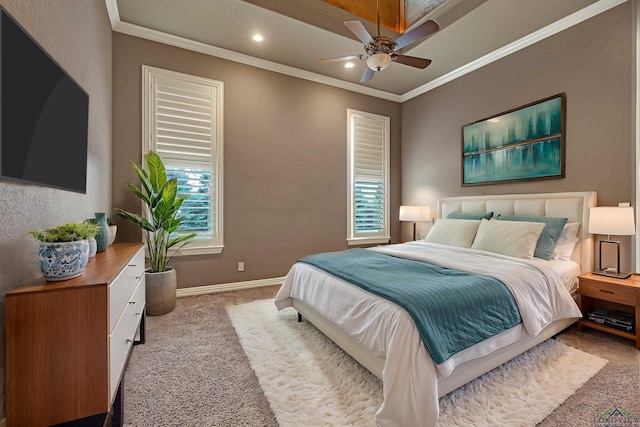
[{"x1": 462, "y1": 94, "x2": 566, "y2": 186}]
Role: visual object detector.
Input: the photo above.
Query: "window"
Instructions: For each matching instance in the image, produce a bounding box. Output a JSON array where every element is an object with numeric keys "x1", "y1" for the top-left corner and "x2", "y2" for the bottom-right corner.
[
  {"x1": 142, "y1": 65, "x2": 224, "y2": 255},
  {"x1": 347, "y1": 109, "x2": 390, "y2": 245}
]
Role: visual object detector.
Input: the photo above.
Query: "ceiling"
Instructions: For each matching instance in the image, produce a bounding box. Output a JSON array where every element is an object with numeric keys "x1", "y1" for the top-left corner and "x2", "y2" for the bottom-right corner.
[{"x1": 108, "y1": 0, "x2": 623, "y2": 102}]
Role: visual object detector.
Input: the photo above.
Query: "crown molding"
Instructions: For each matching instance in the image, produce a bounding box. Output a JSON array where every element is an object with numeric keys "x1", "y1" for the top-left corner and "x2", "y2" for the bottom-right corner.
[
  {"x1": 104, "y1": 0, "x2": 120, "y2": 29},
  {"x1": 400, "y1": 0, "x2": 628, "y2": 102},
  {"x1": 109, "y1": 19, "x2": 402, "y2": 102},
  {"x1": 106, "y1": 0, "x2": 627, "y2": 103}
]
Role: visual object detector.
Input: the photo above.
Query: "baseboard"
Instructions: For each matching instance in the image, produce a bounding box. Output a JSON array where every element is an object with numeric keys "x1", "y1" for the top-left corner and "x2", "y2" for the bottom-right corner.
[{"x1": 176, "y1": 276, "x2": 286, "y2": 297}]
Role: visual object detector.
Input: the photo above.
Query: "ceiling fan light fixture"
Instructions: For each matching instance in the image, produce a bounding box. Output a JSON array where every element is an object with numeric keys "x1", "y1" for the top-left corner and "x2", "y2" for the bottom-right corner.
[{"x1": 366, "y1": 53, "x2": 391, "y2": 72}]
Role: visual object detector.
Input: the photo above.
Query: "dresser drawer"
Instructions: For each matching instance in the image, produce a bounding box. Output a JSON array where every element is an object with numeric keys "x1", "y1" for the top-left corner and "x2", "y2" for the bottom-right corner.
[
  {"x1": 109, "y1": 277, "x2": 145, "y2": 401},
  {"x1": 579, "y1": 279, "x2": 636, "y2": 305},
  {"x1": 109, "y1": 248, "x2": 145, "y2": 332}
]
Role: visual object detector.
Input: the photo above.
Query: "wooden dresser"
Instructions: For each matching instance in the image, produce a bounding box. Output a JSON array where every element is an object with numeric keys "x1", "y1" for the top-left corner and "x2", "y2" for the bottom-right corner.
[{"x1": 6, "y1": 243, "x2": 146, "y2": 427}]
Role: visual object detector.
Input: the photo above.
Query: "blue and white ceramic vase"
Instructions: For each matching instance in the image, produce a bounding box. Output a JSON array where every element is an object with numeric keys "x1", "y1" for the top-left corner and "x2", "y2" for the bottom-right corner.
[
  {"x1": 94, "y1": 212, "x2": 110, "y2": 252},
  {"x1": 38, "y1": 240, "x2": 89, "y2": 281},
  {"x1": 88, "y1": 237, "x2": 97, "y2": 258}
]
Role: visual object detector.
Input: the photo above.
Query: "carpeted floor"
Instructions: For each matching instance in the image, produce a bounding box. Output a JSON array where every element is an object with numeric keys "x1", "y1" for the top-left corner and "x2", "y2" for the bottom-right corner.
[
  {"x1": 227, "y1": 299, "x2": 607, "y2": 427},
  {"x1": 123, "y1": 286, "x2": 280, "y2": 427},
  {"x1": 124, "y1": 285, "x2": 640, "y2": 426}
]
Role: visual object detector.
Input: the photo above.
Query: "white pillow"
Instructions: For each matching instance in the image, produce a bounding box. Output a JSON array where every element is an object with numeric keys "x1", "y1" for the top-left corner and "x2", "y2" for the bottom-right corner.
[
  {"x1": 471, "y1": 219, "x2": 545, "y2": 259},
  {"x1": 552, "y1": 222, "x2": 581, "y2": 261},
  {"x1": 425, "y1": 219, "x2": 481, "y2": 248},
  {"x1": 552, "y1": 237, "x2": 579, "y2": 261}
]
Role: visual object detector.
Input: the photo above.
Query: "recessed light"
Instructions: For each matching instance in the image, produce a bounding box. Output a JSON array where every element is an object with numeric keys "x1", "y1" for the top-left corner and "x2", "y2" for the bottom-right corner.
[
  {"x1": 252, "y1": 34, "x2": 264, "y2": 42},
  {"x1": 344, "y1": 62, "x2": 355, "y2": 69}
]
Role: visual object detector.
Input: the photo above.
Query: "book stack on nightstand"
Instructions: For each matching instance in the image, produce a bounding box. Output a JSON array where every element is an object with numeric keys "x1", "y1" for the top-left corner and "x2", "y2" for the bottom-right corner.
[{"x1": 577, "y1": 273, "x2": 640, "y2": 349}]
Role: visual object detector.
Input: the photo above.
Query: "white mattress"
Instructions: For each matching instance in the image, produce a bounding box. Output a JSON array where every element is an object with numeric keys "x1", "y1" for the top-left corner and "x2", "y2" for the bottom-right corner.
[{"x1": 275, "y1": 242, "x2": 582, "y2": 427}]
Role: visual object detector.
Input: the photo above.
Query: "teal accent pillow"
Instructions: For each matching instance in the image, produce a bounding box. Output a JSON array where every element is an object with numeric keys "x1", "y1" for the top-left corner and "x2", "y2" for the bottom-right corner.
[
  {"x1": 497, "y1": 215, "x2": 568, "y2": 260},
  {"x1": 447, "y1": 211, "x2": 493, "y2": 220}
]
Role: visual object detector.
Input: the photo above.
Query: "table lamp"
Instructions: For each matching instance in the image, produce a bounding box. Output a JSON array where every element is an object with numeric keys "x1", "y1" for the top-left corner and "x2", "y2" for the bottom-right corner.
[
  {"x1": 399, "y1": 206, "x2": 431, "y2": 241},
  {"x1": 588, "y1": 205, "x2": 636, "y2": 279}
]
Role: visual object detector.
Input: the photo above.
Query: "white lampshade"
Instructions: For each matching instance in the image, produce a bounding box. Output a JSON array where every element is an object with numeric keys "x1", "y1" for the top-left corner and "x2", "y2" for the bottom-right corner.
[
  {"x1": 366, "y1": 53, "x2": 392, "y2": 71},
  {"x1": 399, "y1": 206, "x2": 431, "y2": 222},
  {"x1": 588, "y1": 206, "x2": 636, "y2": 236}
]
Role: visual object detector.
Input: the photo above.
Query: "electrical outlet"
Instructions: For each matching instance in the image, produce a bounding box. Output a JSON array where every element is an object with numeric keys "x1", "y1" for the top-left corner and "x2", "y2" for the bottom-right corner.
[{"x1": 238, "y1": 261, "x2": 245, "y2": 272}]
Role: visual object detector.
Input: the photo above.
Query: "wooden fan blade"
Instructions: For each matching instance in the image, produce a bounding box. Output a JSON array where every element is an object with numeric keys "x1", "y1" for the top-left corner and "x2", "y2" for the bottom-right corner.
[
  {"x1": 344, "y1": 20, "x2": 374, "y2": 45},
  {"x1": 392, "y1": 54, "x2": 432, "y2": 69},
  {"x1": 319, "y1": 55, "x2": 361, "y2": 64},
  {"x1": 394, "y1": 19, "x2": 439, "y2": 50},
  {"x1": 360, "y1": 67, "x2": 375, "y2": 83}
]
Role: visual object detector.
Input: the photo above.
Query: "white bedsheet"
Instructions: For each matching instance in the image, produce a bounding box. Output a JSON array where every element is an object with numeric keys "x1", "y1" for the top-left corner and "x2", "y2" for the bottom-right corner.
[
  {"x1": 534, "y1": 258, "x2": 581, "y2": 294},
  {"x1": 275, "y1": 242, "x2": 582, "y2": 427}
]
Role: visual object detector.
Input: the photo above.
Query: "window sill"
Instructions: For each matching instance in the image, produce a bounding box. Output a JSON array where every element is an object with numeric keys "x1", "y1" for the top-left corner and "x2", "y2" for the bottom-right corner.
[
  {"x1": 347, "y1": 237, "x2": 390, "y2": 246},
  {"x1": 166, "y1": 245, "x2": 224, "y2": 256}
]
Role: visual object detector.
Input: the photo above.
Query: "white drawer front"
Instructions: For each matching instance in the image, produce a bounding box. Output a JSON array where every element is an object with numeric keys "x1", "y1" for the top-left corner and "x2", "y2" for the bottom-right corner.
[
  {"x1": 109, "y1": 248, "x2": 144, "y2": 332},
  {"x1": 109, "y1": 278, "x2": 145, "y2": 401}
]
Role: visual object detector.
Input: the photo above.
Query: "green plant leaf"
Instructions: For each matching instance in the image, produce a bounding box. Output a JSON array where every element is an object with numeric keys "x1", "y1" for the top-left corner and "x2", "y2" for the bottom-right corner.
[
  {"x1": 163, "y1": 178, "x2": 178, "y2": 204},
  {"x1": 126, "y1": 183, "x2": 151, "y2": 206},
  {"x1": 115, "y1": 209, "x2": 155, "y2": 232},
  {"x1": 132, "y1": 161, "x2": 153, "y2": 199},
  {"x1": 168, "y1": 233, "x2": 197, "y2": 249},
  {"x1": 146, "y1": 151, "x2": 167, "y2": 194},
  {"x1": 173, "y1": 195, "x2": 187, "y2": 209}
]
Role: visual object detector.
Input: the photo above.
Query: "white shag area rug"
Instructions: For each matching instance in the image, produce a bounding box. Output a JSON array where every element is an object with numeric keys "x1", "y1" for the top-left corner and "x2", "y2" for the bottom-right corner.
[{"x1": 227, "y1": 299, "x2": 607, "y2": 427}]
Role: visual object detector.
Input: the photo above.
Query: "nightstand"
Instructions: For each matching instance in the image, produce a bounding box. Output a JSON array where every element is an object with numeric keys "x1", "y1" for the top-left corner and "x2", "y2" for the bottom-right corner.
[{"x1": 577, "y1": 273, "x2": 640, "y2": 349}]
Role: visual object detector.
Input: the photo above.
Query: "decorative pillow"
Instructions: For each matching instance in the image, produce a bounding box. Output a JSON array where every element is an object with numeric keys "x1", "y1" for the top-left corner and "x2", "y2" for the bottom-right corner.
[
  {"x1": 447, "y1": 211, "x2": 493, "y2": 220},
  {"x1": 424, "y1": 219, "x2": 481, "y2": 248},
  {"x1": 552, "y1": 237, "x2": 579, "y2": 261},
  {"x1": 497, "y1": 215, "x2": 568, "y2": 261},
  {"x1": 552, "y1": 222, "x2": 581, "y2": 261},
  {"x1": 471, "y1": 219, "x2": 545, "y2": 259}
]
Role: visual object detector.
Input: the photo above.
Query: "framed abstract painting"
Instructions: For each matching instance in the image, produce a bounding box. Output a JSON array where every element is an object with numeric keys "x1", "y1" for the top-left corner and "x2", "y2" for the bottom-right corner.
[{"x1": 461, "y1": 93, "x2": 566, "y2": 186}]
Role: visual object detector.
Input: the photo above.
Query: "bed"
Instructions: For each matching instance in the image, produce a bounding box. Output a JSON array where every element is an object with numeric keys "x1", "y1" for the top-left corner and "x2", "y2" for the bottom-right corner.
[{"x1": 275, "y1": 191, "x2": 597, "y2": 427}]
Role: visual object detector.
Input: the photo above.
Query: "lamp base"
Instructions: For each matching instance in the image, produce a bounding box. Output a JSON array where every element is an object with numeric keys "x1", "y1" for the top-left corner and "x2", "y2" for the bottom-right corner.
[
  {"x1": 596, "y1": 240, "x2": 629, "y2": 279},
  {"x1": 592, "y1": 270, "x2": 632, "y2": 279}
]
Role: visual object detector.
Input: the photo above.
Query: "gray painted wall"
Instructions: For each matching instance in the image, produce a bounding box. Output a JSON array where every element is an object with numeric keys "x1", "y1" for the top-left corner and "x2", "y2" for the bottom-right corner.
[
  {"x1": 401, "y1": 3, "x2": 634, "y2": 270},
  {"x1": 112, "y1": 33, "x2": 402, "y2": 288},
  {"x1": 0, "y1": 0, "x2": 635, "y2": 420},
  {"x1": 0, "y1": 0, "x2": 113, "y2": 420}
]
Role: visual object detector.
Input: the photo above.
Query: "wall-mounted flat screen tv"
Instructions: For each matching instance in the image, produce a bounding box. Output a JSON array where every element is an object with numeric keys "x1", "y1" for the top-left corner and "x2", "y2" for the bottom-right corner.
[{"x1": 0, "y1": 7, "x2": 89, "y2": 193}]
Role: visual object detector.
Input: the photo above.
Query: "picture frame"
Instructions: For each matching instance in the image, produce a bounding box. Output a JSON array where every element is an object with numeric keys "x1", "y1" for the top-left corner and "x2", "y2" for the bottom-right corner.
[{"x1": 461, "y1": 93, "x2": 566, "y2": 186}]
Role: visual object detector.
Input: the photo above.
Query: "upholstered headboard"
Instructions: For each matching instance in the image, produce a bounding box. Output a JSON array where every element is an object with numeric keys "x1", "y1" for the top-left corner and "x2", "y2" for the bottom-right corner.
[{"x1": 437, "y1": 192, "x2": 597, "y2": 273}]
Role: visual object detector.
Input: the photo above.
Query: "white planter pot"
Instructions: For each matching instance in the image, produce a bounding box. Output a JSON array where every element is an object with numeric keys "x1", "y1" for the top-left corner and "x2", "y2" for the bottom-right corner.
[
  {"x1": 145, "y1": 267, "x2": 177, "y2": 315},
  {"x1": 108, "y1": 225, "x2": 117, "y2": 245}
]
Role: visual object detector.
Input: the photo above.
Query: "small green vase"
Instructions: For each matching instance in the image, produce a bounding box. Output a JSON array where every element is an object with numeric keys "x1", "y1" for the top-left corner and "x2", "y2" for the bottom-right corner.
[{"x1": 94, "y1": 213, "x2": 110, "y2": 252}]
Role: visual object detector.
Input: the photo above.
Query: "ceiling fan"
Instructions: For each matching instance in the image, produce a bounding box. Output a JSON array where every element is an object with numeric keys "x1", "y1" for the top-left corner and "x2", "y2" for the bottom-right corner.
[{"x1": 319, "y1": 2, "x2": 440, "y2": 83}]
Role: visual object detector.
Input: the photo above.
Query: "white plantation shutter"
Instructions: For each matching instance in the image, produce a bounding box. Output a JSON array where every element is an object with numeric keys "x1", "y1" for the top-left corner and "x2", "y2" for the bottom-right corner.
[
  {"x1": 143, "y1": 66, "x2": 224, "y2": 255},
  {"x1": 347, "y1": 109, "x2": 390, "y2": 245},
  {"x1": 155, "y1": 80, "x2": 214, "y2": 167}
]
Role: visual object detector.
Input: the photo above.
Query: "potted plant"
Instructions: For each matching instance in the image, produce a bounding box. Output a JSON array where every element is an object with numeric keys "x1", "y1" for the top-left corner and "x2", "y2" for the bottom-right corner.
[
  {"x1": 30, "y1": 222, "x2": 99, "y2": 281},
  {"x1": 116, "y1": 150, "x2": 196, "y2": 315}
]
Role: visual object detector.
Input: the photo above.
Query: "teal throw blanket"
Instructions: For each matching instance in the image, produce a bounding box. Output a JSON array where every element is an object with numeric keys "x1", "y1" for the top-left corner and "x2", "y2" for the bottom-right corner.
[{"x1": 299, "y1": 248, "x2": 521, "y2": 364}]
